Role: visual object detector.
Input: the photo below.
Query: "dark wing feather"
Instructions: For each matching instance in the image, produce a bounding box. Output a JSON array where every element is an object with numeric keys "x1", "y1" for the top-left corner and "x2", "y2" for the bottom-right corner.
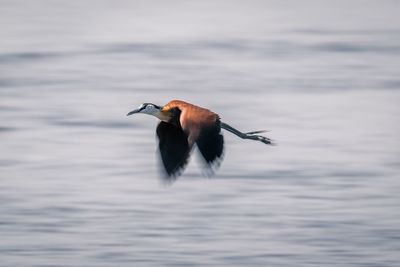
[
  {"x1": 156, "y1": 121, "x2": 190, "y2": 179},
  {"x1": 196, "y1": 121, "x2": 224, "y2": 168}
]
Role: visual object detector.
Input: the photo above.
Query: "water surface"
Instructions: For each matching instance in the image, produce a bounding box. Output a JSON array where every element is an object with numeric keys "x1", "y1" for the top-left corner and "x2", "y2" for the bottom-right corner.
[{"x1": 1, "y1": 1, "x2": 400, "y2": 266}]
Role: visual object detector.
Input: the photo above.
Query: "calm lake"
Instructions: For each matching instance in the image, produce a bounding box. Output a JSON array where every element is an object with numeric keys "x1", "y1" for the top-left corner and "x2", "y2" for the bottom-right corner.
[{"x1": 1, "y1": 1, "x2": 400, "y2": 266}]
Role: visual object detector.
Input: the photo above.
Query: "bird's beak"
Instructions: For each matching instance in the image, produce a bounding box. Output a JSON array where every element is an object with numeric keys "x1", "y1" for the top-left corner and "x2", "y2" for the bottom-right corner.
[{"x1": 127, "y1": 109, "x2": 140, "y2": 116}]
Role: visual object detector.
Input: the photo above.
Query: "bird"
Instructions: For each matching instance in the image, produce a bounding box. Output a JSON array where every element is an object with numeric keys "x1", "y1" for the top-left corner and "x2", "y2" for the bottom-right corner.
[{"x1": 127, "y1": 100, "x2": 273, "y2": 180}]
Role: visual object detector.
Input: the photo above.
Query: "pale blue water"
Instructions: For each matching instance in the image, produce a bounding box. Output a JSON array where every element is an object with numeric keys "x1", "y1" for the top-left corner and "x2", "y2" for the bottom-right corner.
[{"x1": 1, "y1": 1, "x2": 400, "y2": 266}]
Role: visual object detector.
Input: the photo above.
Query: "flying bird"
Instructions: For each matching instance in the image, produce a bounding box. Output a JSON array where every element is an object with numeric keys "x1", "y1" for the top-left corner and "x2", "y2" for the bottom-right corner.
[{"x1": 127, "y1": 100, "x2": 273, "y2": 180}]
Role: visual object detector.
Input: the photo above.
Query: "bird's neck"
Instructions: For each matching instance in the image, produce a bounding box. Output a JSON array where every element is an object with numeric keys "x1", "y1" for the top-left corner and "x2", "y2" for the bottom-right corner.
[
  {"x1": 140, "y1": 106, "x2": 171, "y2": 122},
  {"x1": 154, "y1": 110, "x2": 172, "y2": 122}
]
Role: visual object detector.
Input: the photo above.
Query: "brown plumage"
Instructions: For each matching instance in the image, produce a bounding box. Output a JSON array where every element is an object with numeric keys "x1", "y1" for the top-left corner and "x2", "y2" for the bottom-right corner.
[
  {"x1": 127, "y1": 100, "x2": 273, "y2": 181},
  {"x1": 162, "y1": 100, "x2": 220, "y2": 146}
]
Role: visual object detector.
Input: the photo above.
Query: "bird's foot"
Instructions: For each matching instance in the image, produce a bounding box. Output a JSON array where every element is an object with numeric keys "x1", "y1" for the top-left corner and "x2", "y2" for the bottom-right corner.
[{"x1": 244, "y1": 132, "x2": 275, "y2": 145}]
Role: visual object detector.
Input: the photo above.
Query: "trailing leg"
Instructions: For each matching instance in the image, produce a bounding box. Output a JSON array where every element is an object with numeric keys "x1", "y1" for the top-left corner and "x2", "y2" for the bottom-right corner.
[{"x1": 220, "y1": 122, "x2": 274, "y2": 145}]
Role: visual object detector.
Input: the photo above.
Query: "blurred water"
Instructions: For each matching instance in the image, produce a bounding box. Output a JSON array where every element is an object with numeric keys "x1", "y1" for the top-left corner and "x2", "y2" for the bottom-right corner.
[{"x1": 1, "y1": 1, "x2": 400, "y2": 266}]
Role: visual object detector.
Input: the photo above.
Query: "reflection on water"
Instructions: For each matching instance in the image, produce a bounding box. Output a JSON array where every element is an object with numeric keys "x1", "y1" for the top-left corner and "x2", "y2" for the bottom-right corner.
[{"x1": 1, "y1": 1, "x2": 400, "y2": 266}]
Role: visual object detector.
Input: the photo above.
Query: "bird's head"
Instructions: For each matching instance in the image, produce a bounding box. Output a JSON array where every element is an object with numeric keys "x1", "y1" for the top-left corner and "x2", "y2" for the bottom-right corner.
[{"x1": 127, "y1": 103, "x2": 171, "y2": 122}]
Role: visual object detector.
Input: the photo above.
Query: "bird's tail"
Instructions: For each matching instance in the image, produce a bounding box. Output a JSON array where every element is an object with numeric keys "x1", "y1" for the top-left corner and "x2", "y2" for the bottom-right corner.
[{"x1": 220, "y1": 122, "x2": 275, "y2": 145}]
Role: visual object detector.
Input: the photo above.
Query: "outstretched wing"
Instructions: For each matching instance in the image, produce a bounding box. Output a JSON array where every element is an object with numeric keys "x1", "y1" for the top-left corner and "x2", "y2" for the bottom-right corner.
[
  {"x1": 196, "y1": 121, "x2": 224, "y2": 169},
  {"x1": 156, "y1": 121, "x2": 191, "y2": 179}
]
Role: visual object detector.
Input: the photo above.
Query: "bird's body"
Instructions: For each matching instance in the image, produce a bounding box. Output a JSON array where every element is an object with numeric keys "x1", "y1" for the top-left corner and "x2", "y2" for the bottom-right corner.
[
  {"x1": 162, "y1": 100, "x2": 220, "y2": 146},
  {"x1": 127, "y1": 100, "x2": 273, "y2": 181}
]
